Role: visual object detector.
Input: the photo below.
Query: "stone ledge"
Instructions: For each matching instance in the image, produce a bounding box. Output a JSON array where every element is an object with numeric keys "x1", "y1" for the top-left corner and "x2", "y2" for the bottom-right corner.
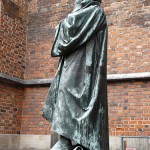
[
  {"x1": 0, "y1": 73, "x2": 53, "y2": 86},
  {"x1": 0, "y1": 73, "x2": 24, "y2": 85},
  {"x1": 107, "y1": 72, "x2": 150, "y2": 81},
  {"x1": 0, "y1": 72, "x2": 150, "y2": 86},
  {"x1": 0, "y1": 134, "x2": 51, "y2": 150}
]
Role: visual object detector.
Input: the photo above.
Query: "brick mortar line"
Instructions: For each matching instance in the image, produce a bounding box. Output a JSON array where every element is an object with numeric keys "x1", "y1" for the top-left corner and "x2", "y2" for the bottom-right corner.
[{"x1": 0, "y1": 72, "x2": 150, "y2": 86}]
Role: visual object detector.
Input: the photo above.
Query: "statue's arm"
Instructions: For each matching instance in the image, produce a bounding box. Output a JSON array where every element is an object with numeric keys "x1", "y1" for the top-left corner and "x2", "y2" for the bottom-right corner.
[{"x1": 51, "y1": 6, "x2": 106, "y2": 57}]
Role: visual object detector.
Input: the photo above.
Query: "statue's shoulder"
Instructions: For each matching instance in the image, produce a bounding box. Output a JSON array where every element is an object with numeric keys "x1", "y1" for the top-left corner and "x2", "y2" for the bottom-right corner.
[
  {"x1": 65, "y1": 4, "x2": 103, "y2": 21},
  {"x1": 84, "y1": 4, "x2": 104, "y2": 15}
]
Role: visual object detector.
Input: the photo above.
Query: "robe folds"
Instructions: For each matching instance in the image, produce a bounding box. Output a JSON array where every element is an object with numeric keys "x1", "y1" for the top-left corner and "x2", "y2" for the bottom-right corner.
[{"x1": 42, "y1": 2, "x2": 109, "y2": 150}]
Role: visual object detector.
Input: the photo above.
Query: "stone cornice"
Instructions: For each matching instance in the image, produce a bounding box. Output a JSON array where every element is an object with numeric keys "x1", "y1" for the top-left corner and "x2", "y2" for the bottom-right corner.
[
  {"x1": 0, "y1": 73, "x2": 53, "y2": 86},
  {"x1": 107, "y1": 72, "x2": 150, "y2": 81},
  {"x1": 0, "y1": 73, "x2": 25, "y2": 85},
  {"x1": 0, "y1": 72, "x2": 150, "y2": 86}
]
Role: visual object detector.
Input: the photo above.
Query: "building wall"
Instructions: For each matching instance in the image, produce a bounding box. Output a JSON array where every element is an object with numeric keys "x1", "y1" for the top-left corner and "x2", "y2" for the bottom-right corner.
[
  {"x1": 25, "y1": 0, "x2": 150, "y2": 80},
  {"x1": 0, "y1": 0, "x2": 28, "y2": 135},
  {"x1": 105, "y1": 0, "x2": 150, "y2": 74},
  {"x1": 0, "y1": 0, "x2": 29, "y2": 149},
  {"x1": 108, "y1": 81, "x2": 150, "y2": 136},
  {"x1": 0, "y1": 0, "x2": 28, "y2": 79},
  {"x1": 0, "y1": 82, "x2": 24, "y2": 134},
  {"x1": 25, "y1": 0, "x2": 73, "y2": 80},
  {"x1": 0, "y1": 0, "x2": 150, "y2": 149},
  {"x1": 19, "y1": 81, "x2": 150, "y2": 137},
  {"x1": 23, "y1": 0, "x2": 150, "y2": 136},
  {"x1": 21, "y1": 86, "x2": 50, "y2": 135}
]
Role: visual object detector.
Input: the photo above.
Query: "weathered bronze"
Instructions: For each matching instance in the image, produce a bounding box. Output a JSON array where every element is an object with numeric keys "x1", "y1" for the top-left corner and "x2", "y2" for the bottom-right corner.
[{"x1": 42, "y1": 0, "x2": 109, "y2": 149}]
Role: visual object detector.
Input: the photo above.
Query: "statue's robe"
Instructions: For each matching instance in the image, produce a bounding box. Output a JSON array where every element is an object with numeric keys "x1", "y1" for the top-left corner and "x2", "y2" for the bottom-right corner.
[{"x1": 42, "y1": 2, "x2": 109, "y2": 150}]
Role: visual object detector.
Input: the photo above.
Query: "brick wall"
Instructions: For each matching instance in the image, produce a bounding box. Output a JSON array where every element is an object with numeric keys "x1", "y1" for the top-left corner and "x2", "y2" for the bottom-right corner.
[
  {"x1": 19, "y1": 81, "x2": 150, "y2": 136},
  {"x1": 1, "y1": 0, "x2": 150, "y2": 139},
  {"x1": 0, "y1": 82, "x2": 23, "y2": 134},
  {"x1": 21, "y1": 87, "x2": 50, "y2": 135},
  {"x1": 108, "y1": 81, "x2": 150, "y2": 136},
  {"x1": 22, "y1": 0, "x2": 150, "y2": 137},
  {"x1": 19, "y1": 80, "x2": 150, "y2": 136},
  {"x1": 0, "y1": 0, "x2": 28, "y2": 79},
  {"x1": 25, "y1": 0, "x2": 150, "y2": 80},
  {"x1": 0, "y1": 0, "x2": 28, "y2": 135},
  {"x1": 105, "y1": 0, "x2": 150, "y2": 74},
  {"x1": 25, "y1": 0, "x2": 73, "y2": 80}
]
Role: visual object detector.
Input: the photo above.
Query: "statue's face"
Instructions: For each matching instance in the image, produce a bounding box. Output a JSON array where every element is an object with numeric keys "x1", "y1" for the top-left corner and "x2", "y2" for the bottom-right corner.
[
  {"x1": 74, "y1": 0, "x2": 101, "y2": 9},
  {"x1": 75, "y1": 0, "x2": 82, "y2": 4},
  {"x1": 75, "y1": 0, "x2": 91, "y2": 4},
  {"x1": 82, "y1": 0, "x2": 91, "y2": 3},
  {"x1": 75, "y1": 0, "x2": 100, "y2": 3},
  {"x1": 94, "y1": 0, "x2": 101, "y2": 3}
]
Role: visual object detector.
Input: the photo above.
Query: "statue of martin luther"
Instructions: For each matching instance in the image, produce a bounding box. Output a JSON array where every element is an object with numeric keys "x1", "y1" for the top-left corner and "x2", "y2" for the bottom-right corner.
[{"x1": 42, "y1": 0, "x2": 109, "y2": 149}]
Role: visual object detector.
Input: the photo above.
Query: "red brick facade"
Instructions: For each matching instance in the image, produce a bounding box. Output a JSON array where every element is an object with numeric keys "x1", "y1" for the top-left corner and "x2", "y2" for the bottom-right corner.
[
  {"x1": 25, "y1": 0, "x2": 150, "y2": 80},
  {"x1": 2, "y1": 81, "x2": 147, "y2": 136},
  {"x1": 25, "y1": 0, "x2": 73, "y2": 80},
  {"x1": 21, "y1": 87, "x2": 50, "y2": 135},
  {"x1": 0, "y1": 0, "x2": 150, "y2": 139},
  {"x1": 0, "y1": 0, "x2": 28, "y2": 135},
  {"x1": 1, "y1": 0, "x2": 28, "y2": 79},
  {"x1": 0, "y1": 82, "x2": 23, "y2": 134},
  {"x1": 108, "y1": 81, "x2": 150, "y2": 136},
  {"x1": 106, "y1": 0, "x2": 150, "y2": 74}
]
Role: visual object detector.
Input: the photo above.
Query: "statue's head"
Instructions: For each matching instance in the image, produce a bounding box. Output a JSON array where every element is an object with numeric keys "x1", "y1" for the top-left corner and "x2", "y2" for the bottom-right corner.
[
  {"x1": 94, "y1": 0, "x2": 102, "y2": 3},
  {"x1": 74, "y1": 0, "x2": 101, "y2": 11},
  {"x1": 75, "y1": 0, "x2": 101, "y2": 4}
]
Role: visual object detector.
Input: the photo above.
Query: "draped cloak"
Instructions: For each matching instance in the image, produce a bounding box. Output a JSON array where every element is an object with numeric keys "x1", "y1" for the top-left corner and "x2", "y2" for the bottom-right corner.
[{"x1": 42, "y1": 2, "x2": 109, "y2": 150}]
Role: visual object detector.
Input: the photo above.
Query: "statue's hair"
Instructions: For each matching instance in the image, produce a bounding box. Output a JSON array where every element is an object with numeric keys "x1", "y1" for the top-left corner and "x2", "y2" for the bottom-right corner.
[
  {"x1": 93, "y1": 0, "x2": 102, "y2": 3},
  {"x1": 75, "y1": 0, "x2": 81, "y2": 4},
  {"x1": 75, "y1": 0, "x2": 102, "y2": 5}
]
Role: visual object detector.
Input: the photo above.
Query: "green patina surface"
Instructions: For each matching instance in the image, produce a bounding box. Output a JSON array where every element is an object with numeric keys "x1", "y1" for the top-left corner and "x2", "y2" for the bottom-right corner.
[{"x1": 42, "y1": 0, "x2": 109, "y2": 149}]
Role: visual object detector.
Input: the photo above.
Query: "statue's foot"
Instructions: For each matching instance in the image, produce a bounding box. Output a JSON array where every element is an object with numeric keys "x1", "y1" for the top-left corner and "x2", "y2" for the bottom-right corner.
[{"x1": 51, "y1": 136, "x2": 72, "y2": 150}]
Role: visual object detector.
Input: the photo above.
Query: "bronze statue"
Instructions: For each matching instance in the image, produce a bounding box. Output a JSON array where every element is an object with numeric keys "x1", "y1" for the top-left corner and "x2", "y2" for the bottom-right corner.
[{"x1": 42, "y1": 0, "x2": 109, "y2": 149}]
